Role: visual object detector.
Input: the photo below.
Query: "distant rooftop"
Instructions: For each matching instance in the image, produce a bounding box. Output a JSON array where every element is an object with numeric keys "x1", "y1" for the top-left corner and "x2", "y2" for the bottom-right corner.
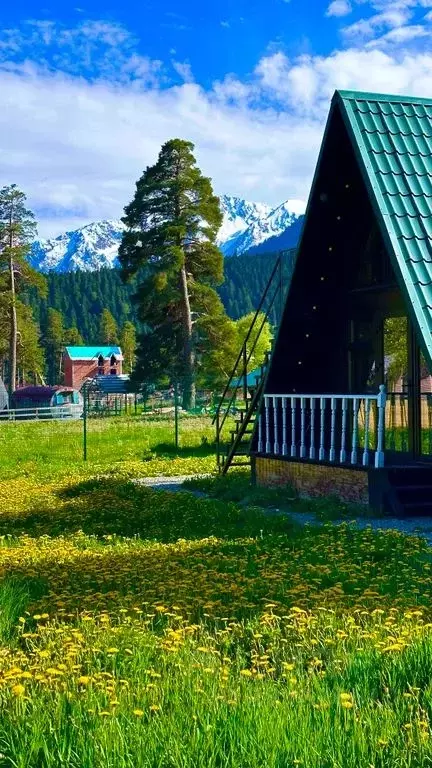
[{"x1": 65, "y1": 346, "x2": 123, "y2": 361}]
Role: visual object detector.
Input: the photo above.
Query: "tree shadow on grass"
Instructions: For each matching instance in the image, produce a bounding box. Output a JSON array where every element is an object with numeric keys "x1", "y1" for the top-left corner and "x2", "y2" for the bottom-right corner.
[
  {"x1": 151, "y1": 441, "x2": 217, "y2": 459},
  {"x1": 2, "y1": 476, "x2": 299, "y2": 542}
]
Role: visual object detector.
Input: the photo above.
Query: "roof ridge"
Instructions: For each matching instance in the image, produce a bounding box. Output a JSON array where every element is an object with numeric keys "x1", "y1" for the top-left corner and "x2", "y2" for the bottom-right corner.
[{"x1": 334, "y1": 89, "x2": 432, "y2": 107}]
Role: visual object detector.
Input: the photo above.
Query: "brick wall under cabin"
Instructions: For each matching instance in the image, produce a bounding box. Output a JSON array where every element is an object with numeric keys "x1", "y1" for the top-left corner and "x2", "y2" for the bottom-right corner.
[{"x1": 255, "y1": 457, "x2": 369, "y2": 506}]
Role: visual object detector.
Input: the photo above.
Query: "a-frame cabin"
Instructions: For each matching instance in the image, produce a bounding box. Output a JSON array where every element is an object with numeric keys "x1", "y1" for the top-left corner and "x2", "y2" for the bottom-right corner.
[{"x1": 251, "y1": 89, "x2": 432, "y2": 515}]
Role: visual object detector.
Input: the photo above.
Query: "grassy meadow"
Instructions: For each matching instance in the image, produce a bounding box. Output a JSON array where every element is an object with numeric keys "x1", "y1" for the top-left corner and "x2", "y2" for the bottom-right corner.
[
  {"x1": 1, "y1": 415, "x2": 432, "y2": 766},
  {"x1": 0, "y1": 413, "x2": 217, "y2": 481}
]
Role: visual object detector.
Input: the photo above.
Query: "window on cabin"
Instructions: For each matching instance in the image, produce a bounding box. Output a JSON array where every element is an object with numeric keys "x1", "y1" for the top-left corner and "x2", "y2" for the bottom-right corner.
[
  {"x1": 97, "y1": 355, "x2": 104, "y2": 375},
  {"x1": 110, "y1": 354, "x2": 117, "y2": 375}
]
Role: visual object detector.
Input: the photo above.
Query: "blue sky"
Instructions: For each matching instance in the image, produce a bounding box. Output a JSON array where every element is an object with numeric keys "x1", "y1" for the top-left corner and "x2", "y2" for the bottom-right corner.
[{"x1": 1, "y1": 0, "x2": 432, "y2": 237}]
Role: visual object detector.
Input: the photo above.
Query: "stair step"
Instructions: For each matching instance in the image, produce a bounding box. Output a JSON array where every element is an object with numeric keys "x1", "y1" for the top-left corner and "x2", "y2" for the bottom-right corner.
[
  {"x1": 395, "y1": 484, "x2": 432, "y2": 503},
  {"x1": 229, "y1": 461, "x2": 251, "y2": 467},
  {"x1": 402, "y1": 501, "x2": 432, "y2": 514}
]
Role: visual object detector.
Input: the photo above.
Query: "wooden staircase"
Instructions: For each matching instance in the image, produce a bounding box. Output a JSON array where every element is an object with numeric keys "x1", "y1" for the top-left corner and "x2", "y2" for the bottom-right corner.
[
  {"x1": 214, "y1": 253, "x2": 285, "y2": 475},
  {"x1": 218, "y1": 354, "x2": 271, "y2": 473}
]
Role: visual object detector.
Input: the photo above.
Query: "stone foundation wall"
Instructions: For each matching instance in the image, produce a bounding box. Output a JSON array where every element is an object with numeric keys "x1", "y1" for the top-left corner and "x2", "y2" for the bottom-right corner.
[{"x1": 255, "y1": 457, "x2": 369, "y2": 505}]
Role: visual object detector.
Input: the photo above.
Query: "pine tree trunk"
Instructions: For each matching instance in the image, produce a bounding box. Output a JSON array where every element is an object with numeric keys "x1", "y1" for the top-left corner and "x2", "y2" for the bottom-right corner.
[
  {"x1": 179, "y1": 264, "x2": 195, "y2": 411},
  {"x1": 8, "y1": 248, "x2": 17, "y2": 397}
]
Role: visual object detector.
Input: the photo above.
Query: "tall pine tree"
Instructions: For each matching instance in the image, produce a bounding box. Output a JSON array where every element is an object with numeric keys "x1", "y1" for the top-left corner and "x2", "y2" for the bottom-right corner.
[
  {"x1": 0, "y1": 185, "x2": 46, "y2": 393},
  {"x1": 119, "y1": 139, "x2": 224, "y2": 409}
]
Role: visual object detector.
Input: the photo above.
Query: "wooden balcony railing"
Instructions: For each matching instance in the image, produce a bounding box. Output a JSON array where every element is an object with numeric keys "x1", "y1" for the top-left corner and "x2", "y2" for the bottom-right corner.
[{"x1": 258, "y1": 386, "x2": 387, "y2": 468}]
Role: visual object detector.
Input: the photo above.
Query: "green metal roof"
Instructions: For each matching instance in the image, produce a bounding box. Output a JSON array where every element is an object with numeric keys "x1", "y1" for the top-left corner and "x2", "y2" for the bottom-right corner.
[
  {"x1": 231, "y1": 368, "x2": 262, "y2": 389},
  {"x1": 65, "y1": 346, "x2": 122, "y2": 361},
  {"x1": 334, "y1": 90, "x2": 432, "y2": 364}
]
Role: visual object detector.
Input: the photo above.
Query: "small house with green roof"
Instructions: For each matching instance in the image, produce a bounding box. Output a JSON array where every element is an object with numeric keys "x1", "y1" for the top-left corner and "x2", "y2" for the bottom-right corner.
[
  {"x1": 248, "y1": 89, "x2": 432, "y2": 515},
  {"x1": 63, "y1": 346, "x2": 123, "y2": 390}
]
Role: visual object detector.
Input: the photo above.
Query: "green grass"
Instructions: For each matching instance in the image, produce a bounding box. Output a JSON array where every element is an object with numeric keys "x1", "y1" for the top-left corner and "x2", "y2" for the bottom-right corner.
[
  {"x1": 0, "y1": 413, "x2": 219, "y2": 481},
  {"x1": 2, "y1": 415, "x2": 432, "y2": 765},
  {"x1": 185, "y1": 471, "x2": 373, "y2": 521},
  {"x1": 0, "y1": 472, "x2": 431, "y2": 766}
]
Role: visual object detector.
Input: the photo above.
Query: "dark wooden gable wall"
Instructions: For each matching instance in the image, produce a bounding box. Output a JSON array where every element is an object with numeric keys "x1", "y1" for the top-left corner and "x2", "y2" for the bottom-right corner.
[{"x1": 265, "y1": 103, "x2": 400, "y2": 396}]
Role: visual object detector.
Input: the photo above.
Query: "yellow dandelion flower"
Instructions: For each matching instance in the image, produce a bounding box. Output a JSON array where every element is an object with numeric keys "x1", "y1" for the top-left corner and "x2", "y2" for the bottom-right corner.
[
  {"x1": 240, "y1": 669, "x2": 253, "y2": 677},
  {"x1": 149, "y1": 704, "x2": 160, "y2": 712},
  {"x1": 133, "y1": 709, "x2": 144, "y2": 717},
  {"x1": 12, "y1": 684, "x2": 25, "y2": 697}
]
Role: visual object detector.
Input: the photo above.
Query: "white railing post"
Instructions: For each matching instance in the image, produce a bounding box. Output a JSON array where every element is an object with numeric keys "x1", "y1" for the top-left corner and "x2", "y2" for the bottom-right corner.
[
  {"x1": 291, "y1": 397, "x2": 297, "y2": 457},
  {"x1": 273, "y1": 396, "x2": 279, "y2": 454},
  {"x1": 329, "y1": 398, "x2": 336, "y2": 462},
  {"x1": 282, "y1": 397, "x2": 288, "y2": 456},
  {"x1": 300, "y1": 397, "x2": 306, "y2": 458},
  {"x1": 350, "y1": 397, "x2": 359, "y2": 465},
  {"x1": 375, "y1": 385, "x2": 386, "y2": 468},
  {"x1": 309, "y1": 397, "x2": 316, "y2": 459},
  {"x1": 258, "y1": 411, "x2": 263, "y2": 453},
  {"x1": 260, "y1": 390, "x2": 386, "y2": 466},
  {"x1": 319, "y1": 397, "x2": 326, "y2": 461},
  {"x1": 363, "y1": 398, "x2": 371, "y2": 466},
  {"x1": 340, "y1": 398, "x2": 347, "y2": 463},
  {"x1": 265, "y1": 396, "x2": 271, "y2": 454}
]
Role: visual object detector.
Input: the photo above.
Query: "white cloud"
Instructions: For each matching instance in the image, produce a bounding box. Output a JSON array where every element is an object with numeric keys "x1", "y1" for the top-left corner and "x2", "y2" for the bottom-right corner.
[
  {"x1": 2, "y1": 18, "x2": 432, "y2": 237},
  {"x1": 366, "y1": 23, "x2": 431, "y2": 46},
  {"x1": 339, "y1": 0, "x2": 432, "y2": 45},
  {"x1": 172, "y1": 60, "x2": 194, "y2": 82},
  {"x1": 343, "y1": 8, "x2": 412, "y2": 39},
  {"x1": 326, "y1": 1, "x2": 353, "y2": 17}
]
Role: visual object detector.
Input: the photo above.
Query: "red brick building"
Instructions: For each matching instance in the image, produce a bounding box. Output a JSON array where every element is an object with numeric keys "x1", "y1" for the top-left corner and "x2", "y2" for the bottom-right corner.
[{"x1": 63, "y1": 346, "x2": 123, "y2": 390}]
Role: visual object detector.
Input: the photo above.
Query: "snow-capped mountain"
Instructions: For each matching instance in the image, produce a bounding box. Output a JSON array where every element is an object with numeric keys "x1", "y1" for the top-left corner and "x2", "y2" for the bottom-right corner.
[
  {"x1": 221, "y1": 199, "x2": 305, "y2": 257},
  {"x1": 29, "y1": 219, "x2": 125, "y2": 273},
  {"x1": 29, "y1": 195, "x2": 305, "y2": 273}
]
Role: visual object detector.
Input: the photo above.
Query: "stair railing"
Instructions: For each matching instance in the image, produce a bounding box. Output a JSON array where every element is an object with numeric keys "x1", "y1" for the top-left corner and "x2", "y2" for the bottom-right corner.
[{"x1": 213, "y1": 254, "x2": 283, "y2": 469}]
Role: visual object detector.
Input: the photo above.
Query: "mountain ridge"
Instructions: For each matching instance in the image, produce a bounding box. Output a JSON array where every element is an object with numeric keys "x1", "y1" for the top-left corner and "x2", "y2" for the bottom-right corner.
[{"x1": 29, "y1": 194, "x2": 305, "y2": 273}]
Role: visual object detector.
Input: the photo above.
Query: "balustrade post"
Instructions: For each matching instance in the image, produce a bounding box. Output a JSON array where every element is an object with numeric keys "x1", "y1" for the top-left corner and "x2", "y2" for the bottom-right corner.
[
  {"x1": 375, "y1": 385, "x2": 386, "y2": 468},
  {"x1": 309, "y1": 397, "x2": 316, "y2": 459},
  {"x1": 340, "y1": 398, "x2": 347, "y2": 463},
  {"x1": 265, "y1": 396, "x2": 271, "y2": 454},
  {"x1": 300, "y1": 397, "x2": 306, "y2": 458},
  {"x1": 319, "y1": 398, "x2": 326, "y2": 461},
  {"x1": 350, "y1": 397, "x2": 359, "y2": 465},
  {"x1": 329, "y1": 398, "x2": 336, "y2": 462},
  {"x1": 273, "y1": 396, "x2": 279, "y2": 454},
  {"x1": 291, "y1": 397, "x2": 297, "y2": 457},
  {"x1": 282, "y1": 397, "x2": 288, "y2": 455},
  {"x1": 258, "y1": 410, "x2": 263, "y2": 453}
]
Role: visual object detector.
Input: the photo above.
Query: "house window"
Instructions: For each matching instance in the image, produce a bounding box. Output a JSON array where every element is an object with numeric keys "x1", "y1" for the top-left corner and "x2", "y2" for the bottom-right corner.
[
  {"x1": 110, "y1": 354, "x2": 117, "y2": 375},
  {"x1": 97, "y1": 355, "x2": 105, "y2": 375}
]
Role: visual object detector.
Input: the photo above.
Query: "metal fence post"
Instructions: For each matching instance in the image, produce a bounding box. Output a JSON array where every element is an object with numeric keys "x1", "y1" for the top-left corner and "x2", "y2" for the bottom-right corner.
[
  {"x1": 174, "y1": 381, "x2": 179, "y2": 449},
  {"x1": 83, "y1": 385, "x2": 88, "y2": 461}
]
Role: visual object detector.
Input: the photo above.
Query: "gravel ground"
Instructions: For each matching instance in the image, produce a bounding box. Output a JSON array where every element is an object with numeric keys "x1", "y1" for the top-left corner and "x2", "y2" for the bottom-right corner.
[
  {"x1": 133, "y1": 476, "x2": 432, "y2": 546},
  {"x1": 133, "y1": 475, "x2": 209, "y2": 495},
  {"x1": 287, "y1": 512, "x2": 432, "y2": 546}
]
